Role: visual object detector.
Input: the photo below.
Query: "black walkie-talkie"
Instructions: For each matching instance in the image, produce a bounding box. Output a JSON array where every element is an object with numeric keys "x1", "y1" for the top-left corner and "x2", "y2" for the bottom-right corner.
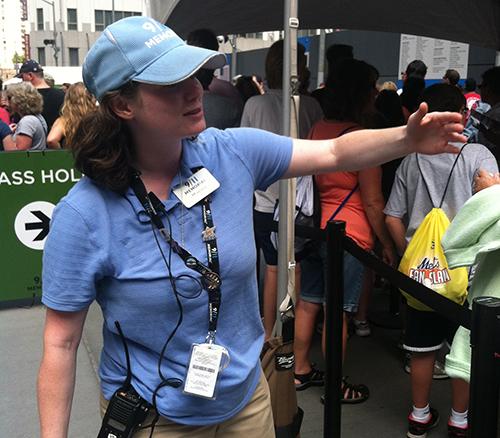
[
  {"x1": 98, "y1": 386, "x2": 150, "y2": 438},
  {"x1": 97, "y1": 322, "x2": 151, "y2": 438}
]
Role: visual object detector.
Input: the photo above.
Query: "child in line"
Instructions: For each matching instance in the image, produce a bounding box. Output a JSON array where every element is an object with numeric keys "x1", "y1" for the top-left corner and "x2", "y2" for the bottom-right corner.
[{"x1": 384, "y1": 83, "x2": 498, "y2": 438}]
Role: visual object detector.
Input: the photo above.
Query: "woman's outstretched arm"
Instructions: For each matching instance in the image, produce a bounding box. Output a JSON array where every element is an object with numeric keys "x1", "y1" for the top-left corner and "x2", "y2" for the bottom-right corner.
[{"x1": 285, "y1": 103, "x2": 466, "y2": 178}]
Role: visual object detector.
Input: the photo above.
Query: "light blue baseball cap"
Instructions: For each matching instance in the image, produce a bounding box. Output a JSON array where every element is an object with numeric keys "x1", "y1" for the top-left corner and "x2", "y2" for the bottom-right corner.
[{"x1": 83, "y1": 16, "x2": 226, "y2": 100}]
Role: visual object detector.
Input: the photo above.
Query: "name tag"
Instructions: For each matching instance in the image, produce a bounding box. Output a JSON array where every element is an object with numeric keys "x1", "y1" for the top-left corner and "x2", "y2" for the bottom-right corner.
[
  {"x1": 173, "y1": 168, "x2": 220, "y2": 208},
  {"x1": 184, "y1": 343, "x2": 227, "y2": 399}
]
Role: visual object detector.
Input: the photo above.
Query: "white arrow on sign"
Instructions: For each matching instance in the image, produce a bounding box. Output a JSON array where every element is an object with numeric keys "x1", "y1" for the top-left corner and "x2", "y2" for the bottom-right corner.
[{"x1": 14, "y1": 201, "x2": 55, "y2": 250}]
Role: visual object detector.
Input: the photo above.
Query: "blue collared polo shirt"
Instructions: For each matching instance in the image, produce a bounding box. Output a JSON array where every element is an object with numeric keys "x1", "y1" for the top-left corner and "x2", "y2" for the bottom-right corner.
[{"x1": 42, "y1": 127, "x2": 292, "y2": 425}]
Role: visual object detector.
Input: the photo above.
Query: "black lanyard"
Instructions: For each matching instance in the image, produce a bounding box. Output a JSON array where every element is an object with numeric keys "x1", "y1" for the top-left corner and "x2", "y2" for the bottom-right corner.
[
  {"x1": 130, "y1": 172, "x2": 222, "y2": 341},
  {"x1": 200, "y1": 197, "x2": 221, "y2": 337}
]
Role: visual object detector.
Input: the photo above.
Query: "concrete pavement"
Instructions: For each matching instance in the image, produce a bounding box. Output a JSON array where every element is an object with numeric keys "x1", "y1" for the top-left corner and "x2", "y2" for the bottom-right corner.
[{"x1": 1, "y1": 289, "x2": 456, "y2": 438}]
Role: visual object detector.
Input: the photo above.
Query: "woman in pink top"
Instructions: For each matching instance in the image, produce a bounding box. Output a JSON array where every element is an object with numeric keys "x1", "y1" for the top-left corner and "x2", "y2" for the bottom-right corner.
[
  {"x1": 0, "y1": 89, "x2": 11, "y2": 125},
  {"x1": 294, "y1": 59, "x2": 396, "y2": 403}
]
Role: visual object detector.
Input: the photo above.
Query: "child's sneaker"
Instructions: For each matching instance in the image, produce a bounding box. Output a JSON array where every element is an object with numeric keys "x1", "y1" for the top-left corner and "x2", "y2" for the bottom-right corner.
[
  {"x1": 431, "y1": 360, "x2": 449, "y2": 380},
  {"x1": 353, "y1": 319, "x2": 371, "y2": 336},
  {"x1": 447, "y1": 423, "x2": 467, "y2": 437},
  {"x1": 404, "y1": 357, "x2": 449, "y2": 380},
  {"x1": 407, "y1": 407, "x2": 439, "y2": 438}
]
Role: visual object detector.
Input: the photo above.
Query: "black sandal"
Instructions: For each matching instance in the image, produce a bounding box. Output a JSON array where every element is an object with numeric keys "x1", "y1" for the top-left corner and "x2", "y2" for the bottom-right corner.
[
  {"x1": 319, "y1": 376, "x2": 370, "y2": 404},
  {"x1": 340, "y1": 376, "x2": 369, "y2": 404},
  {"x1": 294, "y1": 367, "x2": 325, "y2": 391}
]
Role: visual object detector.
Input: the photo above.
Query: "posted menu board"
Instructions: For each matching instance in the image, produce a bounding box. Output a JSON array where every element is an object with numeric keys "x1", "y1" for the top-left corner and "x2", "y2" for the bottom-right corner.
[{"x1": 399, "y1": 34, "x2": 469, "y2": 80}]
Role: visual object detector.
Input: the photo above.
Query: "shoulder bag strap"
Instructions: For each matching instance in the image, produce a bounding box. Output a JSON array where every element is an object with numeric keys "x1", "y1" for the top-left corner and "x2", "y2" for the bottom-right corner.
[
  {"x1": 437, "y1": 144, "x2": 467, "y2": 208},
  {"x1": 415, "y1": 144, "x2": 467, "y2": 209},
  {"x1": 328, "y1": 183, "x2": 359, "y2": 221},
  {"x1": 309, "y1": 122, "x2": 358, "y2": 139},
  {"x1": 325, "y1": 124, "x2": 361, "y2": 222},
  {"x1": 337, "y1": 124, "x2": 359, "y2": 137}
]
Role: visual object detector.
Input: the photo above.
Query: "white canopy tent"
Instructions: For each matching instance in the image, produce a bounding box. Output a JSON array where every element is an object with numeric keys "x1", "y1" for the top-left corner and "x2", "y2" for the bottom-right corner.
[{"x1": 154, "y1": 0, "x2": 500, "y2": 50}]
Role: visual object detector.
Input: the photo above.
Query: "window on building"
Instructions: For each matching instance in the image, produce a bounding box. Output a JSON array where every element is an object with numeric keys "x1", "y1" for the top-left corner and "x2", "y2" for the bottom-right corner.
[
  {"x1": 297, "y1": 29, "x2": 318, "y2": 38},
  {"x1": 95, "y1": 9, "x2": 141, "y2": 31},
  {"x1": 104, "y1": 10, "x2": 113, "y2": 27},
  {"x1": 67, "y1": 8, "x2": 77, "y2": 30},
  {"x1": 95, "y1": 10, "x2": 104, "y2": 31},
  {"x1": 238, "y1": 32, "x2": 264, "y2": 39},
  {"x1": 36, "y1": 8, "x2": 44, "y2": 30},
  {"x1": 37, "y1": 47, "x2": 46, "y2": 66},
  {"x1": 69, "y1": 48, "x2": 79, "y2": 66}
]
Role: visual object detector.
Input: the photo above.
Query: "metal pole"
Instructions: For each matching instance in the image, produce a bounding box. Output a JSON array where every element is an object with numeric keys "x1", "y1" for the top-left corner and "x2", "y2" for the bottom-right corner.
[
  {"x1": 281, "y1": 0, "x2": 293, "y2": 137},
  {"x1": 317, "y1": 29, "x2": 326, "y2": 88},
  {"x1": 41, "y1": 0, "x2": 58, "y2": 66},
  {"x1": 468, "y1": 296, "x2": 500, "y2": 438},
  {"x1": 59, "y1": 31, "x2": 65, "y2": 66},
  {"x1": 231, "y1": 35, "x2": 237, "y2": 79},
  {"x1": 276, "y1": 0, "x2": 298, "y2": 336},
  {"x1": 324, "y1": 220, "x2": 345, "y2": 438},
  {"x1": 51, "y1": 2, "x2": 58, "y2": 66}
]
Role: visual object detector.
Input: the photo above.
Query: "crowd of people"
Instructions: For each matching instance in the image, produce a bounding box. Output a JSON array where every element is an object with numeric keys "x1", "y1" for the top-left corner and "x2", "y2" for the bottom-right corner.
[
  {"x1": 3, "y1": 15, "x2": 496, "y2": 438},
  {"x1": 0, "y1": 60, "x2": 97, "y2": 152}
]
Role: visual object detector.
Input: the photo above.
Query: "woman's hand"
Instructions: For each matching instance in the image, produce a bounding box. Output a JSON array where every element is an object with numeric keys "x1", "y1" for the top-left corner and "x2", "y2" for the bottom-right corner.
[
  {"x1": 406, "y1": 102, "x2": 467, "y2": 155},
  {"x1": 9, "y1": 123, "x2": 17, "y2": 133},
  {"x1": 473, "y1": 169, "x2": 500, "y2": 193}
]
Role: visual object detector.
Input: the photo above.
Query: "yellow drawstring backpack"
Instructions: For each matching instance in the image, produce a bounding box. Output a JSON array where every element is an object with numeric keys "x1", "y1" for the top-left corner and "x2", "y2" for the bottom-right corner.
[{"x1": 398, "y1": 150, "x2": 469, "y2": 311}]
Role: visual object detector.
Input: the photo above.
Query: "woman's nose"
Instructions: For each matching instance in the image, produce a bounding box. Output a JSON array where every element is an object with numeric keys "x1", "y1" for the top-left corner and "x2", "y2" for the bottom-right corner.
[{"x1": 184, "y1": 76, "x2": 203, "y2": 100}]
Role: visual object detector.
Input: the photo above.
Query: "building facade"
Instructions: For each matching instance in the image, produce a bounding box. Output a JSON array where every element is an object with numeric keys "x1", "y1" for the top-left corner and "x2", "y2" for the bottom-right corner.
[
  {"x1": 0, "y1": 0, "x2": 25, "y2": 70},
  {"x1": 18, "y1": 1, "x2": 316, "y2": 71},
  {"x1": 26, "y1": 0, "x2": 150, "y2": 67}
]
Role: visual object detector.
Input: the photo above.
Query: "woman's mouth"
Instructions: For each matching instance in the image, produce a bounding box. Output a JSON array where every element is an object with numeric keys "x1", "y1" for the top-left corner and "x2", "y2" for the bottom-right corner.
[{"x1": 184, "y1": 107, "x2": 202, "y2": 116}]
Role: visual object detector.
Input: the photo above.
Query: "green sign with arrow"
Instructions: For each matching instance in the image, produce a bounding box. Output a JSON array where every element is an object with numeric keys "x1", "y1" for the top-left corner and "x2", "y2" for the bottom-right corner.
[{"x1": 0, "y1": 150, "x2": 80, "y2": 304}]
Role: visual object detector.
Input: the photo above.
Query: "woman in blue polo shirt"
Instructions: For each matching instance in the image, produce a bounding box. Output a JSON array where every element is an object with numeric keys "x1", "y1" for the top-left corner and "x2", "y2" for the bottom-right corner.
[{"x1": 38, "y1": 16, "x2": 466, "y2": 438}]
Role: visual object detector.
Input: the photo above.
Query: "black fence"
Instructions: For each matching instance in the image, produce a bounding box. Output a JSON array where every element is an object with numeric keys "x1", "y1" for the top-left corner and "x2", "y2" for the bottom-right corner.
[{"x1": 284, "y1": 220, "x2": 500, "y2": 438}]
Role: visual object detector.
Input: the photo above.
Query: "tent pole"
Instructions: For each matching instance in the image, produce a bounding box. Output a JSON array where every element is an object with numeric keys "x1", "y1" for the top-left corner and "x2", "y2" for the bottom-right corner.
[
  {"x1": 231, "y1": 35, "x2": 238, "y2": 79},
  {"x1": 277, "y1": 0, "x2": 299, "y2": 337},
  {"x1": 317, "y1": 29, "x2": 326, "y2": 88}
]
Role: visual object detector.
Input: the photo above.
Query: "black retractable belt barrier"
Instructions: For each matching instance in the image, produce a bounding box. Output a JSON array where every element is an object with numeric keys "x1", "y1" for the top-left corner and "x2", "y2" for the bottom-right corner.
[
  {"x1": 269, "y1": 220, "x2": 500, "y2": 436},
  {"x1": 342, "y1": 237, "x2": 472, "y2": 330},
  {"x1": 291, "y1": 220, "x2": 472, "y2": 329},
  {"x1": 323, "y1": 221, "x2": 345, "y2": 438},
  {"x1": 468, "y1": 297, "x2": 500, "y2": 438}
]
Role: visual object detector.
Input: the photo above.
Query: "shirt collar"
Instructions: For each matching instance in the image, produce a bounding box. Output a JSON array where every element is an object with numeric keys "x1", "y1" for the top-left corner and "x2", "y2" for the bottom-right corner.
[{"x1": 125, "y1": 137, "x2": 205, "y2": 223}]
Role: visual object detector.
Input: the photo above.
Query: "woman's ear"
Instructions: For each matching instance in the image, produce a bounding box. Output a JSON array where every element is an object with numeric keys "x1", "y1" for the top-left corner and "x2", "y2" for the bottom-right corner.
[{"x1": 109, "y1": 94, "x2": 135, "y2": 120}]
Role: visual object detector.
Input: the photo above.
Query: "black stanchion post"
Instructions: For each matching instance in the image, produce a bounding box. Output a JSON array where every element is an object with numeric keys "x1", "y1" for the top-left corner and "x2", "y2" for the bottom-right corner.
[
  {"x1": 468, "y1": 296, "x2": 500, "y2": 438},
  {"x1": 389, "y1": 285, "x2": 400, "y2": 316},
  {"x1": 324, "y1": 220, "x2": 345, "y2": 438}
]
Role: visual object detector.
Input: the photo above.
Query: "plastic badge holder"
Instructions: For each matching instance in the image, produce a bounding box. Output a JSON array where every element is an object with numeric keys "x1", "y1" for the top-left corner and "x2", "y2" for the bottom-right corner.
[{"x1": 183, "y1": 343, "x2": 230, "y2": 400}]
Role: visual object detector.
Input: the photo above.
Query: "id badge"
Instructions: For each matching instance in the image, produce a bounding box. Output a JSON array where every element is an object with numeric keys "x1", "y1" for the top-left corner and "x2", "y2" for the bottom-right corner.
[
  {"x1": 173, "y1": 168, "x2": 220, "y2": 208},
  {"x1": 183, "y1": 343, "x2": 229, "y2": 400}
]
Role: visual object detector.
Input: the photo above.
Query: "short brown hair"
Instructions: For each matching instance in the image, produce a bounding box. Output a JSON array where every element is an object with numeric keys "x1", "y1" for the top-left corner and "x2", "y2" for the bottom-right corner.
[
  {"x1": 443, "y1": 69, "x2": 460, "y2": 86},
  {"x1": 265, "y1": 40, "x2": 306, "y2": 89}
]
